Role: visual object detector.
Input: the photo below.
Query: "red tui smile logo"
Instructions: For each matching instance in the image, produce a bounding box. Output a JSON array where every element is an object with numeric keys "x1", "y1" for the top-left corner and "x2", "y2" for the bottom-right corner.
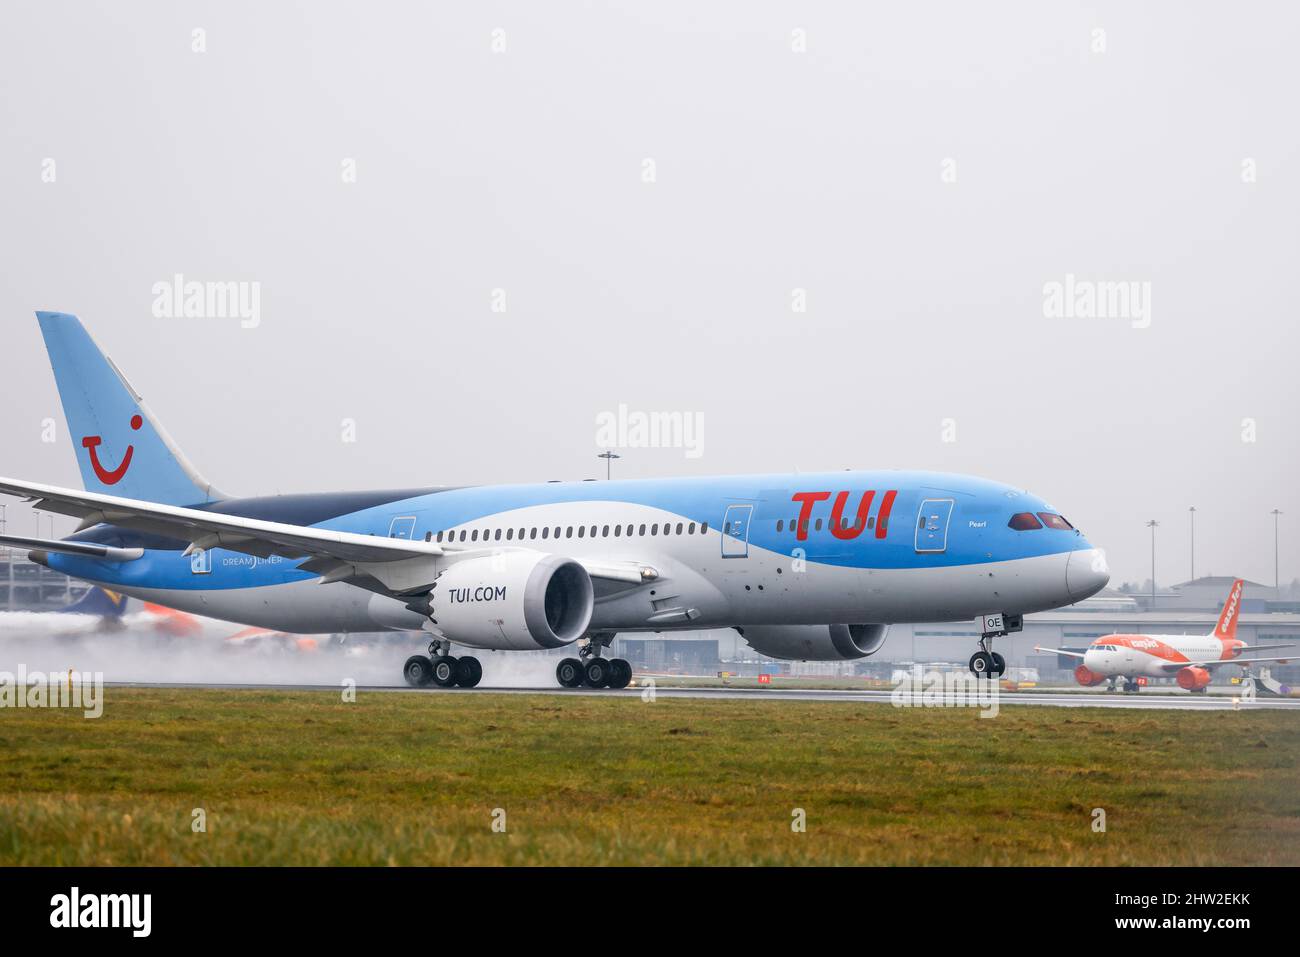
[{"x1": 82, "y1": 414, "x2": 142, "y2": 485}]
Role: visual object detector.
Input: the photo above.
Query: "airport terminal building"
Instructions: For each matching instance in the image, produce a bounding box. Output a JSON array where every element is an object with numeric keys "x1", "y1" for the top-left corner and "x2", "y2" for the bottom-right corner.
[{"x1": 1, "y1": 550, "x2": 86, "y2": 612}]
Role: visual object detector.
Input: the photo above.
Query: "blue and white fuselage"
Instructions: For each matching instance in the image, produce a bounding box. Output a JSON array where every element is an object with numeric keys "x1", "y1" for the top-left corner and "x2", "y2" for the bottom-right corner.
[
  {"x1": 0, "y1": 313, "x2": 1109, "y2": 685},
  {"x1": 43, "y1": 470, "x2": 1106, "y2": 636}
]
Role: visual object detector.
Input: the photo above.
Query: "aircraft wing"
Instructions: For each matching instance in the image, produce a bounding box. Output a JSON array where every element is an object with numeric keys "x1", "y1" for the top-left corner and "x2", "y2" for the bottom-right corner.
[
  {"x1": 0, "y1": 476, "x2": 447, "y2": 564},
  {"x1": 0, "y1": 477, "x2": 657, "y2": 593},
  {"x1": 1157, "y1": 655, "x2": 1295, "y2": 673},
  {"x1": 1033, "y1": 645, "x2": 1086, "y2": 659}
]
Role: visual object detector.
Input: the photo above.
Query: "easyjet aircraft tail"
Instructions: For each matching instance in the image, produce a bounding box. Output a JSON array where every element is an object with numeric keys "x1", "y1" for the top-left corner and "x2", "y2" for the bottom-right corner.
[
  {"x1": 35, "y1": 311, "x2": 223, "y2": 506},
  {"x1": 1211, "y1": 578, "x2": 1245, "y2": 641},
  {"x1": 1210, "y1": 577, "x2": 1291, "y2": 653}
]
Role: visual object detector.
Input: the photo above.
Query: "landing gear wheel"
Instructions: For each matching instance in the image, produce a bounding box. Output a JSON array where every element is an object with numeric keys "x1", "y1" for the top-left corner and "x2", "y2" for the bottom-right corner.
[
  {"x1": 431, "y1": 655, "x2": 459, "y2": 688},
  {"x1": 607, "y1": 658, "x2": 633, "y2": 689},
  {"x1": 403, "y1": 655, "x2": 433, "y2": 688},
  {"x1": 969, "y1": 651, "x2": 992, "y2": 677},
  {"x1": 556, "y1": 658, "x2": 584, "y2": 688},
  {"x1": 991, "y1": 652, "x2": 1006, "y2": 677},
  {"x1": 454, "y1": 656, "x2": 483, "y2": 688},
  {"x1": 584, "y1": 657, "x2": 612, "y2": 688}
]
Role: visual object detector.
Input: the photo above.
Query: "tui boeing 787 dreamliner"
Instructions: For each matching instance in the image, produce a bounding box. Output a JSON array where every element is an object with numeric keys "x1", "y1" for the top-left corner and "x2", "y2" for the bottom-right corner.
[{"x1": 0, "y1": 312, "x2": 1110, "y2": 689}]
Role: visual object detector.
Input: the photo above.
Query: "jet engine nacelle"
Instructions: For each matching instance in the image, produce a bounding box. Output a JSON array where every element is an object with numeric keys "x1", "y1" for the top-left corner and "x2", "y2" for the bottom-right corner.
[
  {"x1": 1074, "y1": 664, "x2": 1107, "y2": 687},
  {"x1": 430, "y1": 551, "x2": 594, "y2": 651},
  {"x1": 1176, "y1": 666, "x2": 1212, "y2": 691},
  {"x1": 737, "y1": 623, "x2": 888, "y2": 661}
]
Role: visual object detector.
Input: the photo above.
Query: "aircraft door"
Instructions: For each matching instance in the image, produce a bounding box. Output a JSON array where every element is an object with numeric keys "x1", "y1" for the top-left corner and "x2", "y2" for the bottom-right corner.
[
  {"x1": 914, "y1": 499, "x2": 955, "y2": 553},
  {"x1": 721, "y1": 504, "x2": 753, "y2": 558}
]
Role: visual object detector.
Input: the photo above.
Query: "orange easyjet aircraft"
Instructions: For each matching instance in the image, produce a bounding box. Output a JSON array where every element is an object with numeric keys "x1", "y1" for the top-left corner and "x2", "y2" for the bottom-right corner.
[{"x1": 1036, "y1": 579, "x2": 1292, "y2": 693}]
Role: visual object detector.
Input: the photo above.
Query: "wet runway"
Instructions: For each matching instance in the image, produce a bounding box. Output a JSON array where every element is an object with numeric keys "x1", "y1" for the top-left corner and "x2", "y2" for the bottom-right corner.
[{"x1": 104, "y1": 681, "x2": 1300, "y2": 711}]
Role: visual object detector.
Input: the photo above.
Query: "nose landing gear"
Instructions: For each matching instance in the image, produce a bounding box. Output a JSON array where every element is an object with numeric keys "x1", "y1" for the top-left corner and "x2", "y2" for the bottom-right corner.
[
  {"x1": 968, "y1": 647, "x2": 1006, "y2": 678},
  {"x1": 969, "y1": 612, "x2": 1019, "y2": 678}
]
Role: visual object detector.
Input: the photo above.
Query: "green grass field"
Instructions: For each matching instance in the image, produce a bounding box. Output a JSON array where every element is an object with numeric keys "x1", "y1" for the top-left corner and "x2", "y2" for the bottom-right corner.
[{"x1": 0, "y1": 688, "x2": 1296, "y2": 865}]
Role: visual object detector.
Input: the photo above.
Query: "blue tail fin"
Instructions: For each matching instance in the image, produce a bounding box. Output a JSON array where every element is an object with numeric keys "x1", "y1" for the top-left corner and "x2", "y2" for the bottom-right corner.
[
  {"x1": 36, "y1": 312, "x2": 223, "y2": 506},
  {"x1": 60, "y1": 586, "x2": 130, "y2": 619}
]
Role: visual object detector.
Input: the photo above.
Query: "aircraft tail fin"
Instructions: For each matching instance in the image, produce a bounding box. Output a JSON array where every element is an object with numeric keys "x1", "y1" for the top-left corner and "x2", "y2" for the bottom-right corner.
[
  {"x1": 60, "y1": 586, "x2": 129, "y2": 620},
  {"x1": 1211, "y1": 578, "x2": 1245, "y2": 641},
  {"x1": 35, "y1": 312, "x2": 223, "y2": 506}
]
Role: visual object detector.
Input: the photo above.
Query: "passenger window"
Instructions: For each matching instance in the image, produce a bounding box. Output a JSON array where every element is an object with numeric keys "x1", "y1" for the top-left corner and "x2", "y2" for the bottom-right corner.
[
  {"x1": 701, "y1": 522, "x2": 708, "y2": 534},
  {"x1": 1037, "y1": 512, "x2": 1073, "y2": 530},
  {"x1": 567, "y1": 527, "x2": 574, "y2": 538},
  {"x1": 688, "y1": 522, "x2": 696, "y2": 534},
  {"x1": 676, "y1": 523, "x2": 683, "y2": 534},
  {"x1": 651, "y1": 524, "x2": 659, "y2": 535},
  {"x1": 1008, "y1": 512, "x2": 1043, "y2": 531},
  {"x1": 602, "y1": 525, "x2": 609, "y2": 537},
  {"x1": 542, "y1": 528, "x2": 549, "y2": 539},
  {"x1": 815, "y1": 519, "x2": 823, "y2": 531},
  {"x1": 530, "y1": 528, "x2": 537, "y2": 540},
  {"x1": 639, "y1": 524, "x2": 647, "y2": 535},
  {"x1": 494, "y1": 529, "x2": 502, "y2": 541},
  {"x1": 613, "y1": 525, "x2": 621, "y2": 537}
]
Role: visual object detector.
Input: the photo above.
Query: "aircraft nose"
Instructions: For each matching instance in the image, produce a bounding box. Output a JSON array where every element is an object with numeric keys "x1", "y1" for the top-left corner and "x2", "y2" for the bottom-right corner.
[{"x1": 1066, "y1": 547, "x2": 1109, "y2": 601}]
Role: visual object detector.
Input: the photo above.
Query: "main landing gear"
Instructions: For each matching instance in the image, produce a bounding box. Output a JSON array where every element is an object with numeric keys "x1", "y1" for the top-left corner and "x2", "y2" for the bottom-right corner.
[
  {"x1": 403, "y1": 638, "x2": 483, "y2": 689},
  {"x1": 556, "y1": 633, "x2": 633, "y2": 690}
]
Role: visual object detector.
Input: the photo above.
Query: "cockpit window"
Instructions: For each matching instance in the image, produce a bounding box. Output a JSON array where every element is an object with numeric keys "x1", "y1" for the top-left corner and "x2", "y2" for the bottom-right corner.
[
  {"x1": 1008, "y1": 512, "x2": 1043, "y2": 531},
  {"x1": 1037, "y1": 512, "x2": 1073, "y2": 530}
]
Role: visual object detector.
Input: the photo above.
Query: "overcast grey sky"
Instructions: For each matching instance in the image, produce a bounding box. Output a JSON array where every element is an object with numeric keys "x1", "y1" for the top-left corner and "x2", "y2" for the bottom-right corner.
[{"x1": 1, "y1": 1, "x2": 1296, "y2": 588}]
